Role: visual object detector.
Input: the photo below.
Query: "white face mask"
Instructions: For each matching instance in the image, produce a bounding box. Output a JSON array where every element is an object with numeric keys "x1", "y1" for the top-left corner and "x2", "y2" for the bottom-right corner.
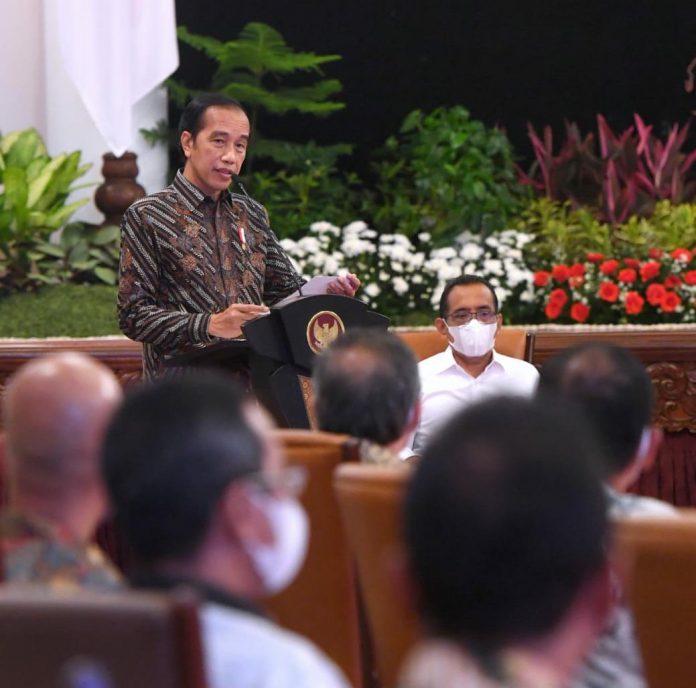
[
  {"x1": 447, "y1": 319, "x2": 497, "y2": 358},
  {"x1": 246, "y1": 494, "x2": 309, "y2": 595}
]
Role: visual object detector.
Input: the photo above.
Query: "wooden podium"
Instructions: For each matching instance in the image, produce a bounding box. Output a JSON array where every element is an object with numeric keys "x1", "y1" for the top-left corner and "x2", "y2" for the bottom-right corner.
[{"x1": 165, "y1": 295, "x2": 389, "y2": 428}]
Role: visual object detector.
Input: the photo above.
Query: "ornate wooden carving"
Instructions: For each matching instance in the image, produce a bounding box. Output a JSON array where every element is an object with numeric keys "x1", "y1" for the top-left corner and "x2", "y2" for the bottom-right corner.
[
  {"x1": 532, "y1": 328, "x2": 696, "y2": 435},
  {"x1": 647, "y1": 362, "x2": 696, "y2": 433}
]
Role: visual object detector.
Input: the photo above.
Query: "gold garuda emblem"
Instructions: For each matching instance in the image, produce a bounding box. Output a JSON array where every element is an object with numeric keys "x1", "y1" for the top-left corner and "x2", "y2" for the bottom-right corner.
[{"x1": 307, "y1": 310, "x2": 345, "y2": 354}]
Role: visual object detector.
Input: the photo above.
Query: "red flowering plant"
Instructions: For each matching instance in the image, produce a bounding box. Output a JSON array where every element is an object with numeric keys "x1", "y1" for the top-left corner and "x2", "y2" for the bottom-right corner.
[{"x1": 531, "y1": 247, "x2": 696, "y2": 324}]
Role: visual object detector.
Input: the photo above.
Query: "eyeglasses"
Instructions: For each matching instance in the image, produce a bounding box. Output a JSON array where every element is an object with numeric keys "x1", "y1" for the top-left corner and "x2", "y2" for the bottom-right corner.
[
  {"x1": 446, "y1": 308, "x2": 498, "y2": 326},
  {"x1": 244, "y1": 466, "x2": 307, "y2": 498}
]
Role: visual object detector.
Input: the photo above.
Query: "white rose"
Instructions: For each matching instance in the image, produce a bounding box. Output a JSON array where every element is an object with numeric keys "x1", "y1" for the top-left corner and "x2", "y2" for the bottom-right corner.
[
  {"x1": 343, "y1": 220, "x2": 368, "y2": 235},
  {"x1": 431, "y1": 246, "x2": 457, "y2": 260},
  {"x1": 482, "y1": 258, "x2": 503, "y2": 276},
  {"x1": 310, "y1": 221, "x2": 340, "y2": 235},
  {"x1": 393, "y1": 277, "x2": 409, "y2": 295},
  {"x1": 364, "y1": 283, "x2": 381, "y2": 298}
]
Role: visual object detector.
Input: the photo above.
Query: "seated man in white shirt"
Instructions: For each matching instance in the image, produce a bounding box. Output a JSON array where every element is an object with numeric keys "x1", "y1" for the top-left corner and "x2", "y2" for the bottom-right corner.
[{"x1": 412, "y1": 275, "x2": 539, "y2": 454}]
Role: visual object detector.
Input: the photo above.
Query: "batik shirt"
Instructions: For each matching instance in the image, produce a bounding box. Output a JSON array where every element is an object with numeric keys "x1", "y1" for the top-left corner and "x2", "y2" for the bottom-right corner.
[
  {"x1": 118, "y1": 171, "x2": 304, "y2": 379},
  {"x1": 0, "y1": 511, "x2": 122, "y2": 592}
]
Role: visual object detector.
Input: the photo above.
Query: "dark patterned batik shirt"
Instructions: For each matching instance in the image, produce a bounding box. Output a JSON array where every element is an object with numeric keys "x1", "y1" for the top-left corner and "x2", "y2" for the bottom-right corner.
[{"x1": 118, "y1": 170, "x2": 304, "y2": 379}]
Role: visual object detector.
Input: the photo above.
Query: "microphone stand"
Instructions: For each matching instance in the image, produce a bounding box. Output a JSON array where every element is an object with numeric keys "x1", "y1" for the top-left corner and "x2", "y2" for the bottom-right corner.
[{"x1": 232, "y1": 174, "x2": 305, "y2": 298}]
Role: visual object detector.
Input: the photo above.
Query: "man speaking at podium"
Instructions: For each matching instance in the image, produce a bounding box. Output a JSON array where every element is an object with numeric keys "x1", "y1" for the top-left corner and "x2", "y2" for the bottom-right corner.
[{"x1": 118, "y1": 94, "x2": 359, "y2": 379}]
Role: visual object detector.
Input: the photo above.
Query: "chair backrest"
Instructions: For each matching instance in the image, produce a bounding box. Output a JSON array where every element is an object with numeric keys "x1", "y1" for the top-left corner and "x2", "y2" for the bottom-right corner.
[
  {"x1": 0, "y1": 587, "x2": 206, "y2": 688},
  {"x1": 615, "y1": 511, "x2": 696, "y2": 688},
  {"x1": 334, "y1": 463, "x2": 420, "y2": 688},
  {"x1": 264, "y1": 429, "x2": 365, "y2": 687},
  {"x1": 394, "y1": 326, "x2": 533, "y2": 362}
]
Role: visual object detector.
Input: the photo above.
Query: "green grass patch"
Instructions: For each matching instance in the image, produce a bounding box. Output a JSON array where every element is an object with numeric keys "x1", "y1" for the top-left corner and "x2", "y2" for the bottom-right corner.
[{"x1": 0, "y1": 284, "x2": 121, "y2": 337}]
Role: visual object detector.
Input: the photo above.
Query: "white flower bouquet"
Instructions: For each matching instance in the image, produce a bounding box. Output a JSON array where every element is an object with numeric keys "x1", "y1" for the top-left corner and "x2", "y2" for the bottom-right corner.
[{"x1": 280, "y1": 222, "x2": 536, "y2": 322}]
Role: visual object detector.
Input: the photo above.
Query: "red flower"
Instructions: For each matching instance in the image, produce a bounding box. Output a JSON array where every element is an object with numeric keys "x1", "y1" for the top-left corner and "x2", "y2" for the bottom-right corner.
[
  {"x1": 618, "y1": 268, "x2": 637, "y2": 283},
  {"x1": 624, "y1": 291, "x2": 645, "y2": 315},
  {"x1": 548, "y1": 288, "x2": 569, "y2": 306},
  {"x1": 545, "y1": 289, "x2": 569, "y2": 319},
  {"x1": 545, "y1": 302, "x2": 563, "y2": 319},
  {"x1": 684, "y1": 270, "x2": 696, "y2": 285},
  {"x1": 534, "y1": 270, "x2": 551, "y2": 287},
  {"x1": 600, "y1": 259, "x2": 619, "y2": 275},
  {"x1": 568, "y1": 276, "x2": 585, "y2": 288},
  {"x1": 665, "y1": 275, "x2": 682, "y2": 288},
  {"x1": 569, "y1": 263, "x2": 586, "y2": 277},
  {"x1": 623, "y1": 258, "x2": 640, "y2": 268},
  {"x1": 646, "y1": 283, "x2": 666, "y2": 306},
  {"x1": 586, "y1": 252, "x2": 605, "y2": 263},
  {"x1": 598, "y1": 281, "x2": 620, "y2": 302},
  {"x1": 570, "y1": 302, "x2": 590, "y2": 323},
  {"x1": 661, "y1": 291, "x2": 682, "y2": 313},
  {"x1": 648, "y1": 248, "x2": 663, "y2": 259},
  {"x1": 671, "y1": 248, "x2": 692, "y2": 262},
  {"x1": 640, "y1": 261, "x2": 661, "y2": 282},
  {"x1": 551, "y1": 264, "x2": 570, "y2": 283}
]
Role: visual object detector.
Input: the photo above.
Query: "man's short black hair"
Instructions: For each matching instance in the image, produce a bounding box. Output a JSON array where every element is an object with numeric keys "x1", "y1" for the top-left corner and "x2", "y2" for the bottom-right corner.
[
  {"x1": 438, "y1": 275, "x2": 499, "y2": 319},
  {"x1": 102, "y1": 373, "x2": 262, "y2": 566},
  {"x1": 405, "y1": 396, "x2": 608, "y2": 656},
  {"x1": 313, "y1": 328, "x2": 420, "y2": 446},
  {"x1": 178, "y1": 93, "x2": 248, "y2": 145},
  {"x1": 537, "y1": 343, "x2": 654, "y2": 476}
]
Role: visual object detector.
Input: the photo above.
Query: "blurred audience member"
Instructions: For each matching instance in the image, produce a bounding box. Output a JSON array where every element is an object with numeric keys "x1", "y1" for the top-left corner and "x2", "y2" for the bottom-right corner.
[
  {"x1": 539, "y1": 342, "x2": 676, "y2": 688},
  {"x1": 411, "y1": 275, "x2": 538, "y2": 453},
  {"x1": 102, "y1": 374, "x2": 348, "y2": 688},
  {"x1": 313, "y1": 328, "x2": 420, "y2": 464},
  {"x1": 1, "y1": 352, "x2": 123, "y2": 590},
  {"x1": 401, "y1": 396, "x2": 610, "y2": 688}
]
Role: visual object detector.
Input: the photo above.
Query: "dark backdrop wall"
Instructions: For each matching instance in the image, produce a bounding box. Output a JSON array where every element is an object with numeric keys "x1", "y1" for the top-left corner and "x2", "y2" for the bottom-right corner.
[{"x1": 174, "y1": 0, "x2": 696, "y2": 169}]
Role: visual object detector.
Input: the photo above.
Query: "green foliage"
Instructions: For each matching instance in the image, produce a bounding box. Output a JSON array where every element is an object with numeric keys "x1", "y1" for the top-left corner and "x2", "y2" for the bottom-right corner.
[
  {"x1": 31, "y1": 222, "x2": 121, "y2": 287},
  {"x1": 0, "y1": 283, "x2": 120, "y2": 337},
  {"x1": 250, "y1": 141, "x2": 360, "y2": 238},
  {"x1": 515, "y1": 198, "x2": 612, "y2": 264},
  {"x1": 613, "y1": 201, "x2": 696, "y2": 254},
  {"x1": 368, "y1": 107, "x2": 530, "y2": 244},
  {"x1": 0, "y1": 129, "x2": 92, "y2": 293},
  {"x1": 176, "y1": 23, "x2": 343, "y2": 117},
  {"x1": 517, "y1": 197, "x2": 696, "y2": 267}
]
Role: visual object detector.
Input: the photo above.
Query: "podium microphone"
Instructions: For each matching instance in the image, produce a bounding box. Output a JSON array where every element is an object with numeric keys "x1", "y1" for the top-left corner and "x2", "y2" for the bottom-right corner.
[{"x1": 232, "y1": 174, "x2": 304, "y2": 298}]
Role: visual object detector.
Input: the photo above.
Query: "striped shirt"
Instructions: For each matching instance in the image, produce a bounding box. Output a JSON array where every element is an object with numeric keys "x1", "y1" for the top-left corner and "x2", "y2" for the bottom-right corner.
[{"x1": 118, "y1": 171, "x2": 303, "y2": 378}]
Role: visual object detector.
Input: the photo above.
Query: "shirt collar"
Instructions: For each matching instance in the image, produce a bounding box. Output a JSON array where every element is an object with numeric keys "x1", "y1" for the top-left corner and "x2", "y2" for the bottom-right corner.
[
  {"x1": 130, "y1": 570, "x2": 266, "y2": 618},
  {"x1": 172, "y1": 169, "x2": 233, "y2": 209}
]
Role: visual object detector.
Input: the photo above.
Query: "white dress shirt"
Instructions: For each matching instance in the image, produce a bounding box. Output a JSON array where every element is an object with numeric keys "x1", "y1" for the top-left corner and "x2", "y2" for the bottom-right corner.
[
  {"x1": 203, "y1": 602, "x2": 349, "y2": 688},
  {"x1": 411, "y1": 347, "x2": 539, "y2": 454}
]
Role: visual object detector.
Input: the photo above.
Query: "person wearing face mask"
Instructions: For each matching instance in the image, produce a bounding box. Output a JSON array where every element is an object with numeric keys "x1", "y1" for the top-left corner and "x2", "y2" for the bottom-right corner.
[
  {"x1": 102, "y1": 373, "x2": 349, "y2": 688},
  {"x1": 410, "y1": 275, "x2": 539, "y2": 455}
]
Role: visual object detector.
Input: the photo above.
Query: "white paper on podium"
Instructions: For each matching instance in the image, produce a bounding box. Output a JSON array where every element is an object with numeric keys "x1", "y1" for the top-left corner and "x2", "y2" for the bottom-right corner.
[{"x1": 274, "y1": 276, "x2": 336, "y2": 307}]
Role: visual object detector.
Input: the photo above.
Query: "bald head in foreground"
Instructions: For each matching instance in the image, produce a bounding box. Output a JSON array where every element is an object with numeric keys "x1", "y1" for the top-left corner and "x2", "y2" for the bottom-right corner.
[{"x1": 1, "y1": 352, "x2": 123, "y2": 590}]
